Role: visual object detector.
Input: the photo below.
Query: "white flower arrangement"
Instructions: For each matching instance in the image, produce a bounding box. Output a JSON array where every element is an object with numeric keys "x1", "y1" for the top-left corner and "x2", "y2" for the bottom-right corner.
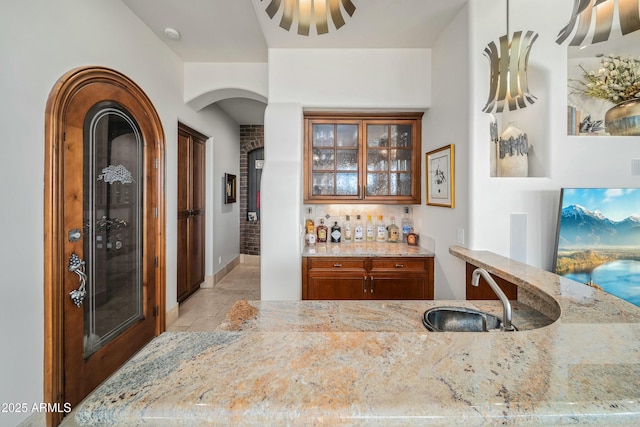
[{"x1": 573, "y1": 54, "x2": 640, "y2": 105}]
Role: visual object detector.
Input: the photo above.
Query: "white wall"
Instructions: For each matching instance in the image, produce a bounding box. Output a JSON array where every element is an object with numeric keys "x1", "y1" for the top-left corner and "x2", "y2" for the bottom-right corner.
[
  {"x1": 184, "y1": 62, "x2": 269, "y2": 110},
  {"x1": 268, "y1": 49, "x2": 431, "y2": 108},
  {"x1": 420, "y1": 4, "x2": 470, "y2": 299},
  {"x1": 204, "y1": 104, "x2": 241, "y2": 274},
  {"x1": 262, "y1": 49, "x2": 431, "y2": 299},
  {"x1": 0, "y1": 1, "x2": 239, "y2": 425},
  {"x1": 261, "y1": 103, "x2": 304, "y2": 300},
  {"x1": 468, "y1": 0, "x2": 640, "y2": 270}
]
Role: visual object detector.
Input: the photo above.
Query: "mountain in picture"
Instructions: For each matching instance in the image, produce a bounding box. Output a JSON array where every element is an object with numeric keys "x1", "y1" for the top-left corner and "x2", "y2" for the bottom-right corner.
[{"x1": 558, "y1": 204, "x2": 640, "y2": 248}]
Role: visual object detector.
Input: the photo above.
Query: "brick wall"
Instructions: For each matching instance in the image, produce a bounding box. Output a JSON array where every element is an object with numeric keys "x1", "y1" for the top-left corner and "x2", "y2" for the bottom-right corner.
[{"x1": 240, "y1": 125, "x2": 264, "y2": 255}]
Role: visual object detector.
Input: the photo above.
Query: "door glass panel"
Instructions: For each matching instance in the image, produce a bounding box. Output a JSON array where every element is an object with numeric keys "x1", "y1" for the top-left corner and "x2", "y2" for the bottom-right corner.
[
  {"x1": 83, "y1": 102, "x2": 143, "y2": 359},
  {"x1": 336, "y1": 173, "x2": 358, "y2": 195},
  {"x1": 390, "y1": 149, "x2": 412, "y2": 171},
  {"x1": 248, "y1": 148, "x2": 263, "y2": 220},
  {"x1": 390, "y1": 125, "x2": 412, "y2": 147},
  {"x1": 367, "y1": 173, "x2": 388, "y2": 196},
  {"x1": 367, "y1": 149, "x2": 388, "y2": 171},
  {"x1": 367, "y1": 125, "x2": 389, "y2": 147},
  {"x1": 313, "y1": 124, "x2": 334, "y2": 147},
  {"x1": 336, "y1": 149, "x2": 358, "y2": 171},
  {"x1": 312, "y1": 172, "x2": 334, "y2": 195},
  {"x1": 336, "y1": 124, "x2": 358, "y2": 147},
  {"x1": 312, "y1": 148, "x2": 335, "y2": 170},
  {"x1": 390, "y1": 173, "x2": 412, "y2": 196}
]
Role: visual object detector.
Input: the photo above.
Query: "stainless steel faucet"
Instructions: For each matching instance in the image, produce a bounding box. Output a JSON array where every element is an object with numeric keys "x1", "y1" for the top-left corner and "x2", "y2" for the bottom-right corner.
[{"x1": 471, "y1": 268, "x2": 515, "y2": 331}]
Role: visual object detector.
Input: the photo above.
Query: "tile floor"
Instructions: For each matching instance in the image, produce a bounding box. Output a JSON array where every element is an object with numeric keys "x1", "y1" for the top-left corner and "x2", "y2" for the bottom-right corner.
[{"x1": 167, "y1": 262, "x2": 260, "y2": 332}]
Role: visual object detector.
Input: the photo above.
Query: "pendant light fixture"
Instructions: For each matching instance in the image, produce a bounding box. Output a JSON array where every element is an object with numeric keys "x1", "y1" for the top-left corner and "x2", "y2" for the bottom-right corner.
[
  {"x1": 556, "y1": 0, "x2": 640, "y2": 46},
  {"x1": 482, "y1": 0, "x2": 538, "y2": 113},
  {"x1": 261, "y1": 0, "x2": 356, "y2": 36}
]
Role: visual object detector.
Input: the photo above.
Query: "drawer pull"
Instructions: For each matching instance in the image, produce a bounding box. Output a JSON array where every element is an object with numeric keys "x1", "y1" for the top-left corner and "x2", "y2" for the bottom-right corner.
[
  {"x1": 395, "y1": 264, "x2": 404, "y2": 268},
  {"x1": 333, "y1": 263, "x2": 343, "y2": 268}
]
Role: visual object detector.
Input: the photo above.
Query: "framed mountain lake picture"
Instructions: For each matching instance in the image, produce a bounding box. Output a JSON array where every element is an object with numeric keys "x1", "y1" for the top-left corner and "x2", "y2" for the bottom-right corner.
[{"x1": 553, "y1": 188, "x2": 640, "y2": 307}]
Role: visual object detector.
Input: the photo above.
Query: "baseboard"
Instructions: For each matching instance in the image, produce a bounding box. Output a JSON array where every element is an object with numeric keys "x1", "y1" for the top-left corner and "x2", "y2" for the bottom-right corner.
[
  {"x1": 212, "y1": 256, "x2": 241, "y2": 285},
  {"x1": 240, "y1": 254, "x2": 260, "y2": 266},
  {"x1": 200, "y1": 275, "x2": 215, "y2": 289},
  {"x1": 166, "y1": 303, "x2": 180, "y2": 327}
]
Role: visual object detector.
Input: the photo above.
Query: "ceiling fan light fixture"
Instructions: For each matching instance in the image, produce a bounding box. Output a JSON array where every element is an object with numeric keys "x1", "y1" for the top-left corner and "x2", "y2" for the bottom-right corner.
[{"x1": 261, "y1": 0, "x2": 356, "y2": 36}]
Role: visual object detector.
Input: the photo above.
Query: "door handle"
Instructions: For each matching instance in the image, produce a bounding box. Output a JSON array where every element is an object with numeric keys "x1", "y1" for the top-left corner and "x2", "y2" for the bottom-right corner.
[{"x1": 68, "y1": 253, "x2": 87, "y2": 307}]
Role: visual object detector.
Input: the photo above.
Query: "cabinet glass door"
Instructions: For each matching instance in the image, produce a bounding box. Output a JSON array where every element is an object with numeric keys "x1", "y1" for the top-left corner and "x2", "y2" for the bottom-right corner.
[
  {"x1": 366, "y1": 123, "x2": 414, "y2": 197},
  {"x1": 311, "y1": 123, "x2": 359, "y2": 196}
]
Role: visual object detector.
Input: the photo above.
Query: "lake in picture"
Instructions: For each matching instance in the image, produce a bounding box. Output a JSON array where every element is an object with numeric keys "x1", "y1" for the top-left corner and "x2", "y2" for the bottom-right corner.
[{"x1": 564, "y1": 260, "x2": 640, "y2": 307}]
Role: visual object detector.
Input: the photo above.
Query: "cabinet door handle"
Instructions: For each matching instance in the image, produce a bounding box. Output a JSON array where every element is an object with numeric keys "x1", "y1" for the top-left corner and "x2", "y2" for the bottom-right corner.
[
  {"x1": 333, "y1": 263, "x2": 342, "y2": 268},
  {"x1": 395, "y1": 264, "x2": 404, "y2": 268},
  {"x1": 362, "y1": 277, "x2": 367, "y2": 294},
  {"x1": 370, "y1": 277, "x2": 374, "y2": 294}
]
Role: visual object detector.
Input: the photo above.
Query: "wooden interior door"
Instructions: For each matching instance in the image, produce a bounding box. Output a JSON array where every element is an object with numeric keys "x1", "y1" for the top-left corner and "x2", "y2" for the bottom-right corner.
[
  {"x1": 177, "y1": 123, "x2": 206, "y2": 302},
  {"x1": 43, "y1": 67, "x2": 165, "y2": 423}
]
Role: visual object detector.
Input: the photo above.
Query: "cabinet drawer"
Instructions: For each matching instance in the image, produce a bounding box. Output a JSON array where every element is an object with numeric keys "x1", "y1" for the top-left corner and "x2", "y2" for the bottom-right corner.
[
  {"x1": 308, "y1": 258, "x2": 366, "y2": 271},
  {"x1": 370, "y1": 258, "x2": 427, "y2": 272}
]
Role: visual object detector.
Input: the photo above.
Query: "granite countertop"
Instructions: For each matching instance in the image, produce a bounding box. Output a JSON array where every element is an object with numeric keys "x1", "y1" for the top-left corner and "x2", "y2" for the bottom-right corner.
[
  {"x1": 302, "y1": 241, "x2": 435, "y2": 257},
  {"x1": 63, "y1": 246, "x2": 640, "y2": 426}
]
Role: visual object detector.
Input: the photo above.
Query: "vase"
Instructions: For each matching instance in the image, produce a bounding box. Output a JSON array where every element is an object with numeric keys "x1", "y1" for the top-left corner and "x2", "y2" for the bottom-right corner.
[
  {"x1": 605, "y1": 98, "x2": 640, "y2": 136},
  {"x1": 497, "y1": 122, "x2": 529, "y2": 177}
]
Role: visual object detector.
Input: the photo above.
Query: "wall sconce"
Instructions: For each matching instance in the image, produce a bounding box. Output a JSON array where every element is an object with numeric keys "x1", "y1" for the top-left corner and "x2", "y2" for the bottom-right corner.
[
  {"x1": 556, "y1": 0, "x2": 640, "y2": 46},
  {"x1": 261, "y1": 0, "x2": 356, "y2": 36},
  {"x1": 482, "y1": 1, "x2": 539, "y2": 113}
]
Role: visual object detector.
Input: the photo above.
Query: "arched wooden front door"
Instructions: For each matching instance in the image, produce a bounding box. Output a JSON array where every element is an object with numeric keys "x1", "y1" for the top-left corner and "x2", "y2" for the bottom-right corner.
[{"x1": 44, "y1": 67, "x2": 166, "y2": 426}]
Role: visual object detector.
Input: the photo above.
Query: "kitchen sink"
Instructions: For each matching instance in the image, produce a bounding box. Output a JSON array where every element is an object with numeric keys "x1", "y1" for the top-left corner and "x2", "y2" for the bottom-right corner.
[{"x1": 422, "y1": 306, "x2": 517, "y2": 332}]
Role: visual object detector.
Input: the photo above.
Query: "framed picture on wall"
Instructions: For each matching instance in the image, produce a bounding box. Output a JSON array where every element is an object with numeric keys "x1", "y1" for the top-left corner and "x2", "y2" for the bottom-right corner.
[
  {"x1": 225, "y1": 173, "x2": 236, "y2": 204},
  {"x1": 426, "y1": 144, "x2": 455, "y2": 208}
]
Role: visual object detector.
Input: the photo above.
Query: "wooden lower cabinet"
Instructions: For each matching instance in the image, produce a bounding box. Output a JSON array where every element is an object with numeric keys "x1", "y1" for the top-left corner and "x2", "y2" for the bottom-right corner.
[
  {"x1": 465, "y1": 262, "x2": 517, "y2": 300},
  {"x1": 302, "y1": 256, "x2": 434, "y2": 300}
]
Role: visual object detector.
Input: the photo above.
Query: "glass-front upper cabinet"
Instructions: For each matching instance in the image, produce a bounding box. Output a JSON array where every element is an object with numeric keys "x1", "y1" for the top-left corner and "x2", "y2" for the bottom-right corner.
[{"x1": 304, "y1": 113, "x2": 422, "y2": 204}]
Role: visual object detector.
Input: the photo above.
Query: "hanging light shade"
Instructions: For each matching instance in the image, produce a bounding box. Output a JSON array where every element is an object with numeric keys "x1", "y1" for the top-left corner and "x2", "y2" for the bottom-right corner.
[
  {"x1": 262, "y1": 0, "x2": 356, "y2": 36},
  {"x1": 482, "y1": 1, "x2": 538, "y2": 113},
  {"x1": 556, "y1": 0, "x2": 640, "y2": 45}
]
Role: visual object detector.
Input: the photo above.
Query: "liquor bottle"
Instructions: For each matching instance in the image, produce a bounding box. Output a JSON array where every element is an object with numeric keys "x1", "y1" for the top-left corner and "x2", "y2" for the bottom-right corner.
[
  {"x1": 316, "y1": 218, "x2": 328, "y2": 243},
  {"x1": 354, "y1": 215, "x2": 364, "y2": 243},
  {"x1": 402, "y1": 206, "x2": 413, "y2": 242},
  {"x1": 376, "y1": 215, "x2": 387, "y2": 242},
  {"x1": 331, "y1": 221, "x2": 342, "y2": 243},
  {"x1": 366, "y1": 215, "x2": 375, "y2": 242},
  {"x1": 388, "y1": 216, "x2": 400, "y2": 243},
  {"x1": 304, "y1": 208, "x2": 315, "y2": 246},
  {"x1": 343, "y1": 215, "x2": 352, "y2": 243}
]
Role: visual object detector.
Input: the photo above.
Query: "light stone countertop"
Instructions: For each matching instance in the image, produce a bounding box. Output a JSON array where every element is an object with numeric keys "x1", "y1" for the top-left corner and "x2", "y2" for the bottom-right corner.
[
  {"x1": 63, "y1": 246, "x2": 640, "y2": 426},
  {"x1": 302, "y1": 241, "x2": 435, "y2": 257}
]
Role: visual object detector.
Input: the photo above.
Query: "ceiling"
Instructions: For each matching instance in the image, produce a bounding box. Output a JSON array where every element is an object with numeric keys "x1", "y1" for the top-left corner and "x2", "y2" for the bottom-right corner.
[{"x1": 121, "y1": 0, "x2": 468, "y2": 124}]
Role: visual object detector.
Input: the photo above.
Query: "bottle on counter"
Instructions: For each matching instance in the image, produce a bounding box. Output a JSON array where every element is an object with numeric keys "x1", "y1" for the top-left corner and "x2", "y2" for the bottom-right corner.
[
  {"x1": 343, "y1": 215, "x2": 352, "y2": 243},
  {"x1": 388, "y1": 216, "x2": 400, "y2": 243},
  {"x1": 316, "y1": 218, "x2": 328, "y2": 243},
  {"x1": 304, "y1": 208, "x2": 316, "y2": 246},
  {"x1": 402, "y1": 206, "x2": 413, "y2": 242},
  {"x1": 376, "y1": 215, "x2": 387, "y2": 242},
  {"x1": 331, "y1": 221, "x2": 342, "y2": 243},
  {"x1": 354, "y1": 214, "x2": 364, "y2": 242},
  {"x1": 366, "y1": 215, "x2": 375, "y2": 242}
]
